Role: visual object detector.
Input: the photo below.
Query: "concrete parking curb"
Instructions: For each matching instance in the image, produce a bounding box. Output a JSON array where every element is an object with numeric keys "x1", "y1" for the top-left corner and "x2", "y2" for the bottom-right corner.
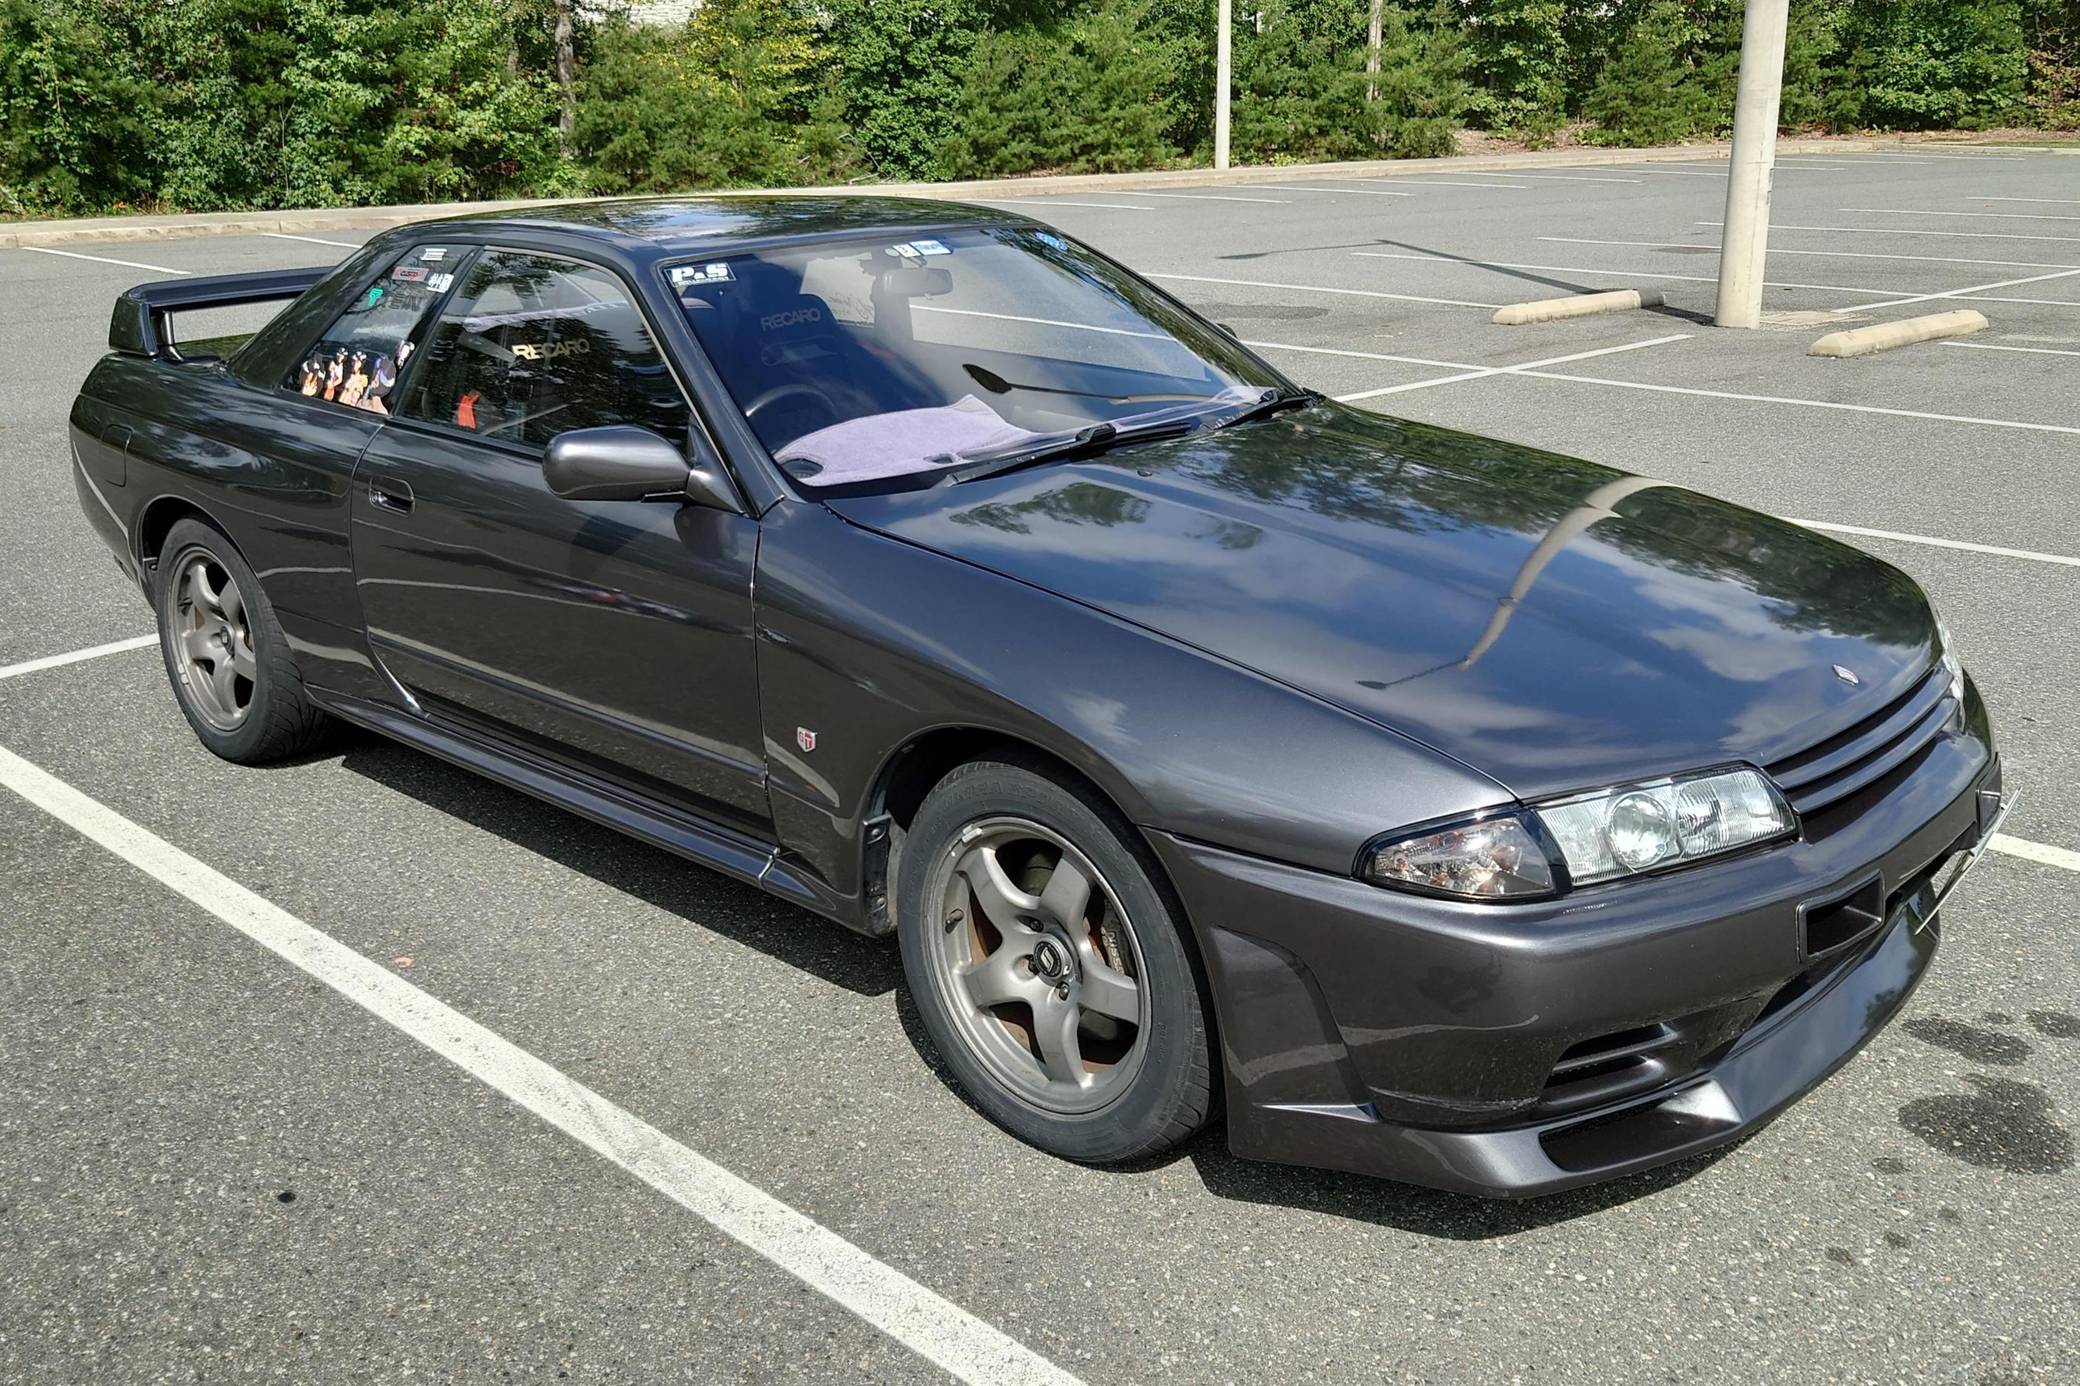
[
  {"x1": 1809, "y1": 310, "x2": 1990, "y2": 358},
  {"x1": 0, "y1": 137, "x2": 1936, "y2": 250},
  {"x1": 1494, "y1": 289, "x2": 1666, "y2": 325}
]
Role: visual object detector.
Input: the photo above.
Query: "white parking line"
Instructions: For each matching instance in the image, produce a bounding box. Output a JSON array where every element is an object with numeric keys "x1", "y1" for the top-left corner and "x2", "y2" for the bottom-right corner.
[
  {"x1": 1941, "y1": 340, "x2": 2080, "y2": 359},
  {"x1": 1706, "y1": 220, "x2": 2080, "y2": 246},
  {"x1": 1237, "y1": 339, "x2": 1477, "y2": 370},
  {"x1": 1454, "y1": 171, "x2": 1646, "y2": 185},
  {"x1": 1349, "y1": 249, "x2": 2036, "y2": 301},
  {"x1": 1351, "y1": 178, "x2": 1530, "y2": 190},
  {"x1": 1975, "y1": 196, "x2": 2080, "y2": 206},
  {"x1": 0, "y1": 635, "x2": 157, "y2": 681},
  {"x1": 1633, "y1": 169, "x2": 1732, "y2": 178},
  {"x1": 1837, "y1": 266, "x2": 2080, "y2": 314},
  {"x1": 1791, "y1": 519, "x2": 2080, "y2": 568},
  {"x1": 1131, "y1": 191, "x2": 1290, "y2": 205},
  {"x1": 1846, "y1": 207, "x2": 2080, "y2": 223},
  {"x1": 1264, "y1": 185, "x2": 1413, "y2": 198},
  {"x1": 1334, "y1": 335, "x2": 1690, "y2": 403},
  {"x1": 1543, "y1": 236, "x2": 2080, "y2": 271},
  {"x1": 261, "y1": 231, "x2": 364, "y2": 248},
  {"x1": 1506, "y1": 370, "x2": 2080, "y2": 437},
  {"x1": 983, "y1": 199, "x2": 1155, "y2": 211},
  {"x1": 1991, "y1": 834, "x2": 2080, "y2": 873},
  {"x1": 19, "y1": 245, "x2": 191, "y2": 275},
  {"x1": 0, "y1": 743, "x2": 1080, "y2": 1386},
  {"x1": 1150, "y1": 272, "x2": 1505, "y2": 310},
  {"x1": 914, "y1": 303, "x2": 1170, "y2": 340}
]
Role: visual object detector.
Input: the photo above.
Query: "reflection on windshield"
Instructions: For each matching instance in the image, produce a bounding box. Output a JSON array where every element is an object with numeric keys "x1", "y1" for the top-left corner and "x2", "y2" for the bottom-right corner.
[{"x1": 666, "y1": 226, "x2": 1285, "y2": 492}]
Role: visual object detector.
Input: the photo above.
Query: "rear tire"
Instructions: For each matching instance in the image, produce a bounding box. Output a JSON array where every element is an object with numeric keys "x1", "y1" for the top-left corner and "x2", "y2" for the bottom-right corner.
[
  {"x1": 155, "y1": 518, "x2": 332, "y2": 764},
  {"x1": 896, "y1": 755, "x2": 1215, "y2": 1163}
]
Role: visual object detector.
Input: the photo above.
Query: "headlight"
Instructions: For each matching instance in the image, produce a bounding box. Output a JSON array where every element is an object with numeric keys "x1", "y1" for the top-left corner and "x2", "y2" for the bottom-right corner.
[
  {"x1": 1361, "y1": 812, "x2": 1556, "y2": 900},
  {"x1": 1537, "y1": 767, "x2": 1796, "y2": 886}
]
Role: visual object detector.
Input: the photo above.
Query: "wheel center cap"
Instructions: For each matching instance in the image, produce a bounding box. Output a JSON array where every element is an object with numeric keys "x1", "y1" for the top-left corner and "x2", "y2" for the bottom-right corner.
[{"x1": 1032, "y1": 937, "x2": 1071, "y2": 984}]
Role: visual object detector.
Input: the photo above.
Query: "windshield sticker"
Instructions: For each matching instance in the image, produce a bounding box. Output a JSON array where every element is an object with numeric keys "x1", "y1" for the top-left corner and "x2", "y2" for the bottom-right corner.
[
  {"x1": 418, "y1": 247, "x2": 446, "y2": 262},
  {"x1": 909, "y1": 238, "x2": 951, "y2": 256},
  {"x1": 363, "y1": 285, "x2": 384, "y2": 307},
  {"x1": 1036, "y1": 232, "x2": 1068, "y2": 251},
  {"x1": 390, "y1": 264, "x2": 430, "y2": 283},
  {"x1": 671, "y1": 262, "x2": 735, "y2": 287},
  {"x1": 428, "y1": 271, "x2": 453, "y2": 293}
]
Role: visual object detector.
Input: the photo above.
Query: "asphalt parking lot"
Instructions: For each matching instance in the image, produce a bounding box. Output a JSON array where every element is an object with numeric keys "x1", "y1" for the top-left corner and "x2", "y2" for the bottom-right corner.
[{"x1": 4, "y1": 146, "x2": 2079, "y2": 1384}]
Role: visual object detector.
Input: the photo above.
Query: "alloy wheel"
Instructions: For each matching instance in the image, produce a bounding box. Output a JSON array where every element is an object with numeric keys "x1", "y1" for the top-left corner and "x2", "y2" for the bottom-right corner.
[
  {"x1": 168, "y1": 550, "x2": 256, "y2": 731},
  {"x1": 923, "y1": 816, "x2": 1150, "y2": 1115}
]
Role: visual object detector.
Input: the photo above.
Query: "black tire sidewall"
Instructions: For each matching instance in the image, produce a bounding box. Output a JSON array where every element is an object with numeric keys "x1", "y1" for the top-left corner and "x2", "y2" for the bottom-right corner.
[
  {"x1": 896, "y1": 758, "x2": 1213, "y2": 1164},
  {"x1": 155, "y1": 519, "x2": 306, "y2": 763}
]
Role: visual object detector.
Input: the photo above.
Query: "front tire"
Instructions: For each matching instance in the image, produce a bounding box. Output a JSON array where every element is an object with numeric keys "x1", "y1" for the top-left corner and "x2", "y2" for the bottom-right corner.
[
  {"x1": 155, "y1": 518, "x2": 332, "y2": 764},
  {"x1": 896, "y1": 755, "x2": 1215, "y2": 1163}
]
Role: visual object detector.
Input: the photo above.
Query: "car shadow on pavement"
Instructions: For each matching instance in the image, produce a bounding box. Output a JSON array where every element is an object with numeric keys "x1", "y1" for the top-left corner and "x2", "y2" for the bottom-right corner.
[{"x1": 336, "y1": 735, "x2": 905, "y2": 999}]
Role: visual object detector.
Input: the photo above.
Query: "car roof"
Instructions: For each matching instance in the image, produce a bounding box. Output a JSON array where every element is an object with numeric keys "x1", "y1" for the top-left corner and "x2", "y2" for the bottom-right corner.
[{"x1": 417, "y1": 195, "x2": 1037, "y2": 261}]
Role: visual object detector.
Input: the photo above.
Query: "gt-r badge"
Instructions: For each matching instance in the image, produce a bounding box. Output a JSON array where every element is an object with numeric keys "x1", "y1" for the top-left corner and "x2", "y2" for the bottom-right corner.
[
  {"x1": 1833, "y1": 664, "x2": 1862, "y2": 687},
  {"x1": 796, "y1": 727, "x2": 818, "y2": 752}
]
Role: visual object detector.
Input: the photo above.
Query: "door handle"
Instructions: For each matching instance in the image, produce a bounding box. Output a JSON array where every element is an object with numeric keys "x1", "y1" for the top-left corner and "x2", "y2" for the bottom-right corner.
[{"x1": 368, "y1": 477, "x2": 414, "y2": 515}]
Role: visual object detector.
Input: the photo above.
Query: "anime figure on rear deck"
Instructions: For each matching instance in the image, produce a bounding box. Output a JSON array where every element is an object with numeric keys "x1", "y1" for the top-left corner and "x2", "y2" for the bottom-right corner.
[
  {"x1": 359, "y1": 354, "x2": 396, "y2": 415},
  {"x1": 338, "y1": 351, "x2": 370, "y2": 409},
  {"x1": 297, "y1": 353, "x2": 325, "y2": 396},
  {"x1": 321, "y1": 349, "x2": 347, "y2": 402}
]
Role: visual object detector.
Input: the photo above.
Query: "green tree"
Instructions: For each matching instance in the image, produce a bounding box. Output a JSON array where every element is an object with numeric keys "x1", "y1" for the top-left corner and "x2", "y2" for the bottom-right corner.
[
  {"x1": 1457, "y1": 0, "x2": 1568, "y2": 138},
  {"x1": 1582, "y1": 0, "x2": 1717, "y2": 146},
  {"x1": 828, "y1": 0, "x2": 984, "y2": 180},
  {"x1": 0, "y1": 0, "x2": 155, "y2": 214},
  {"x1": 1837, "y1": 0, "x2": 2029, "y2": 129}
]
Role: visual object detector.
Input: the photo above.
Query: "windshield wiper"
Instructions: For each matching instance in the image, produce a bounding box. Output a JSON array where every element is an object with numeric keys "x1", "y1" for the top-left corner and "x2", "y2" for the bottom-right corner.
[
  {"x1": 1211, "y1": 385, "x2": 1318, "y2": 429},
  {"x1": 943, "y1": 417, "x2": 1195, "y2": 486},
  {"x1": 963, "y1": 363, "x2": 1210, "y2": 405}
]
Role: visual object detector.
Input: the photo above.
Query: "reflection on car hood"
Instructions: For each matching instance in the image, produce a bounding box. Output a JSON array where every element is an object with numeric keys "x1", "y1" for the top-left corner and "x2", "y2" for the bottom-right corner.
[{"x1": 825, "y1": 406, "x2": 1940, "y2": 800}]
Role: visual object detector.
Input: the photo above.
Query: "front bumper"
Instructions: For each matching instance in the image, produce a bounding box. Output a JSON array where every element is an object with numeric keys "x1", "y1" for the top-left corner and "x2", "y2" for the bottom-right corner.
[{"x1": 1150, "y1": 712, "x2": 2005, "y2": 1198}]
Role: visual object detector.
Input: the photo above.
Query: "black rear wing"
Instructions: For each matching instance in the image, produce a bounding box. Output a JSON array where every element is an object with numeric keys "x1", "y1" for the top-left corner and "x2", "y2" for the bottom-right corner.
[{"x1": 109, "y1": 265, "x2": 331, "y2": 358}]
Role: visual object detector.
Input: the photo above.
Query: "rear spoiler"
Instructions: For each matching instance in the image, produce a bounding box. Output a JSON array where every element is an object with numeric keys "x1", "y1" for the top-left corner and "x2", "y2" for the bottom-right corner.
[{"x1": 109, "y1": 265, "x2": 332, "y2": 358}]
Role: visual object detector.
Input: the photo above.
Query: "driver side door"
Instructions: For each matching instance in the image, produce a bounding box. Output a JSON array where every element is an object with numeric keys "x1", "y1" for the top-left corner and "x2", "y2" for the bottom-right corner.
[{"x1": 348, "y1": 247, "x2": 770, "y2": 832}]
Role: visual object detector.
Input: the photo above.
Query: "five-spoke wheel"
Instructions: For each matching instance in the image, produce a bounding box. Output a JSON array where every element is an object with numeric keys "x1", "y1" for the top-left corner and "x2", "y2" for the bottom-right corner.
[
  {"x1": 897, "y1": 756, "x2": 1214, "y2": 1163},
  {"x1": 168, "y1": 550, "x2": 257, "y2": 731}
]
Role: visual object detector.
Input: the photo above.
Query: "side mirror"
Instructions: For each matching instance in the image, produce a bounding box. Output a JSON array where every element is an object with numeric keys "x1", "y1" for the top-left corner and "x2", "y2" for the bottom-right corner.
[{"x1": 544, "y1": 425, "x2": 738, "y2": 512}]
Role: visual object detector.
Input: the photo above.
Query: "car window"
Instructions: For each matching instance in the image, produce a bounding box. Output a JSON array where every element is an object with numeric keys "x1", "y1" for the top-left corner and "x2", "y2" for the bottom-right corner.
[
  {"x1": 402, "y1": 250, "x2": 689, "y2": 451},
  {"x1": 286, "y1": 243, "x2": 463, "y2": 414},
  {"x1": 665, "y1": 226, "x2": 1280, "y2": 493}
]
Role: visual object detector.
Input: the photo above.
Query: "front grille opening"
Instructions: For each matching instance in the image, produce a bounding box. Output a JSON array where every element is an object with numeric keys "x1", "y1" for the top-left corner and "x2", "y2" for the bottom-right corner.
[
  {"x1": 1540, "y1": 1085, "x2": 1740, "y2": 1174},
  {"x1": 1767, "y1": 666, "x2": 1954, "y2": 821},
  {"x1": 1803, "y1": 878, "x2": 1884, "y2": 957}
]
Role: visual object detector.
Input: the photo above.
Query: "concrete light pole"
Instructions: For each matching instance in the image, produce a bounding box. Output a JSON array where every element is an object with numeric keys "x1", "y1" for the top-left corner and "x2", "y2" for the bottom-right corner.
[
  {"x1": 1714, "y1": 0, "x2": 1791, "y2": 328},
  {"x1": 1215, "y1": 0, "x2": 1233, "y2": 172}
]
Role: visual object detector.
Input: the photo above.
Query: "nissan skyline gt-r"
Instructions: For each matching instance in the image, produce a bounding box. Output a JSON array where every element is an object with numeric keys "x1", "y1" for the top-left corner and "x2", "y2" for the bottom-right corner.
[{"x1": 69, "y1": 197, "x2": 2010, "y2": 1197}]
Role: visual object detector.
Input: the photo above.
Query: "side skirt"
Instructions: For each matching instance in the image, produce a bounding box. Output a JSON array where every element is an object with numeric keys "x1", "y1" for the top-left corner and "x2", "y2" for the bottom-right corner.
[{"x1": 311, "y1": 690, "x2": 869, "y2": 932}]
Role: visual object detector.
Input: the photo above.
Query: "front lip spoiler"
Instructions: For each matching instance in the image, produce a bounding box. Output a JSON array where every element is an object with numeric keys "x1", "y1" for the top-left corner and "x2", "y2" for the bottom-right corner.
[{"x1": 1910, "y1": 785, "x2": 2014, "y2": 935}]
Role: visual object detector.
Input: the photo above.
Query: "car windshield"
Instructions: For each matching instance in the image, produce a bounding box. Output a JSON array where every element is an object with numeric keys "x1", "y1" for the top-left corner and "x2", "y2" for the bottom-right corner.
[{"x1": 665, "y1": 226, "x2": 1289, "y2": 493}]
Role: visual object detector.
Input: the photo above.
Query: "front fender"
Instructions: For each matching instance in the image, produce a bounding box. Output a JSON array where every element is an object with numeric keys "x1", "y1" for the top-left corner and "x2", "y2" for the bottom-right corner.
[{"x1": 751, "y1": 501, "x2": 1507, "y2": 904}]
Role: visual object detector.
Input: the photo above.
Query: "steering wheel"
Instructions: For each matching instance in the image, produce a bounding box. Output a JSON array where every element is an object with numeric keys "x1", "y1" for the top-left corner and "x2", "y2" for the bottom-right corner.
[{"x1": 743, "y1": 382, "x2": 842, "y2": 434}]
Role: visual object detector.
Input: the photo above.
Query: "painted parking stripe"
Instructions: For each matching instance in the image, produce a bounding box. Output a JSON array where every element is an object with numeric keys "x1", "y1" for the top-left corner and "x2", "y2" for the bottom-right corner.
[
  {"x1": 0, "y1": 743, "x2": 1081, "y2": 1386},
  {"x1": 1454, "y1": 171, "x2": 1646, "y2": 185},
  {"x1": 1264, "y1": 185, "x2": 1414, "y2": 198},
  {"x1": 1991, "y1": 835, "x2": 2080, "y2": 873},
  {"x1": 1942, "y1": 341, "x2": 2080, "y2": 359},
  {"x1": 1349, "y1": 249, "x2": 2022, "y2": 301},
  {"x1": 0, "y1": 635, "x2": 158, "y2": 682},
  {"x1": 1706, "y1": 220, "x2": 2080, "y2": 246},
  {"x1": 1835, "y1": 266, "x2": 2080, "y2": 314},
  {"x1": 979, "y1": 199, "x2": 1155, "y2": 212},
  {"x1": 19, "y1": 245, "x2": 192, "y2": 275},
  {"x1": 261, "y1": 231, "x2": 364, "y2": 248},
  {"x1": 1507, "y1": 369, "x2": 2080, "y2": 438},
  {"x1": 1846, "y1": 207, "x2": 2080, "y2": 223},
  {"x1": 1790, "y1": 519, "x2": 2080, "y2": 569},
  {"x1": 1341, "y1": 178, "x2": 1530, "y2": 190},
  {"x1": 1543, "y1": 236, "x2": 2080, "y2": 271},
  {"x1": 1975, "y1": 196, "x2": 2080, "y2": 206},
  {"x1": 1238, "y1": 339, "x2": 1484, "y2": 371},
  {"x1": 1335, "y1": 335, "x2": 1690, "y2": 402},
  {"x1": 1130, "y1": 191, "x2": 1291, "y2": 205},
  {"x1": 1150, "y1": 271, "x2": 1504, "y2": 310}
]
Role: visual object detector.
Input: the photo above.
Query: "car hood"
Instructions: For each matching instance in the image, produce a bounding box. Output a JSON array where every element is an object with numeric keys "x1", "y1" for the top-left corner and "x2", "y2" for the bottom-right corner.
[{"x1": 825, "y1": 406, "x2": 1940, "y2": 802}]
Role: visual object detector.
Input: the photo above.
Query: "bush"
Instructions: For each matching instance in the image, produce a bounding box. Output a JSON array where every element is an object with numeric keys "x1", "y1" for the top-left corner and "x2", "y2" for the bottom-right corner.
[
  {"x1": 1232, "y1": 0, "x2": 1466, "y2": 162},
  {"x1": 1837, "y1": 0, "x2": 2029, "y2": 130},
  {"x1": 574, "y1": 0, "x2": 854, "y2": 193},
  {"x1": 828, "y1": 0, "x2": 983, "y2": 180},
  {"x1": 940, "y1": 0, "x2": 1181, "y2": 177},
  {"x1": 1582, "y1": 0, "x2": 1718, "y2": 146},
  {"x1": 0, "y1": 0, "x2": 155, "y2": 214},
  {"x1": 1458, "y1": 0, "x2": 1568, "y2": 139}
]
